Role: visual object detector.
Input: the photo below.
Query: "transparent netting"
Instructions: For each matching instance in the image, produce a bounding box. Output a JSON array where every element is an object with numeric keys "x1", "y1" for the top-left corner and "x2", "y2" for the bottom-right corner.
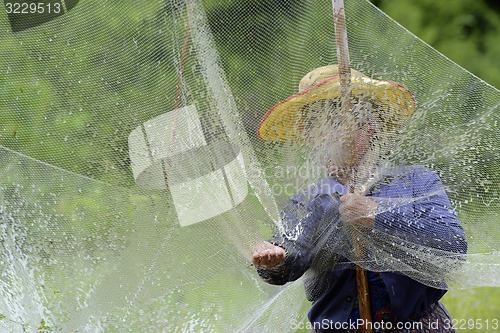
[{"x1": 0, "y1": 0, "x2": 498, "y2": 332}]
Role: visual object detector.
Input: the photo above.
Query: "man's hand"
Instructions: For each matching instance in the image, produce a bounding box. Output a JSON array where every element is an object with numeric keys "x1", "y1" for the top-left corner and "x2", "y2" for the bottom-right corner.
[
  {"x1": 339, "y1": 193, "x2": 378, "y2": 228},
  {"x1": 252, "y1": 241, "x2": 286, "y2": 269}
]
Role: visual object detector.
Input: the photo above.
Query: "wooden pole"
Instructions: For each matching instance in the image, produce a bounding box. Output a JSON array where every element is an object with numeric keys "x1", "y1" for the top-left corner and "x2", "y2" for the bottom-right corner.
[
  {"x1": 332, "y1": 0, "x2": 352, "y2": 113},
  {"x1": 332, "y1": 1, "x2": 373, "y2": 332}
]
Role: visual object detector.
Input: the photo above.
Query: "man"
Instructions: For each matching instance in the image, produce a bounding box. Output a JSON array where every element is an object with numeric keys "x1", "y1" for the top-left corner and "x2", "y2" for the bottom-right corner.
[{"x1": 252, "y1": 65, "x2": 467, "y2": 332}]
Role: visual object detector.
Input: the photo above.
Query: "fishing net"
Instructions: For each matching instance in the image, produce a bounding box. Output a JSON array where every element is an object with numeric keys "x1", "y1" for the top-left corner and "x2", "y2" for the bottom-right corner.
[{"x1": 0, "y1": 0, "x2": 498, "y2": 331}]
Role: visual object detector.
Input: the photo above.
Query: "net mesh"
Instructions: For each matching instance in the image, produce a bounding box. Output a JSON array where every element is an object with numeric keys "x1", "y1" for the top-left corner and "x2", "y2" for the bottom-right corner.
[{"x1": 0, "y1": 0, "x2": 498, "y2": 331}]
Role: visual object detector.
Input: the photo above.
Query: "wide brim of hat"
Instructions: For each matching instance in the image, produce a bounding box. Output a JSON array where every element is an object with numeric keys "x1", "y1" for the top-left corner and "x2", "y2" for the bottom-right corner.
[{"x1": 258, "y1": 76, "x2": 415, "y2": 142}]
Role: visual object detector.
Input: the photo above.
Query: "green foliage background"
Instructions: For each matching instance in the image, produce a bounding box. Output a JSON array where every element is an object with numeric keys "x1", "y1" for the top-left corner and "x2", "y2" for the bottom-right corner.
[{"x1": 370, "y1": 0, "x2": 500, "y2": 89}]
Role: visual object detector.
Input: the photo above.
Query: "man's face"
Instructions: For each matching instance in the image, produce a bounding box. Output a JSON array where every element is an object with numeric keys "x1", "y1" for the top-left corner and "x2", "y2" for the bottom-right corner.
[{"x1": 305, "y1": 99, "x2": 379, "y2": 182}]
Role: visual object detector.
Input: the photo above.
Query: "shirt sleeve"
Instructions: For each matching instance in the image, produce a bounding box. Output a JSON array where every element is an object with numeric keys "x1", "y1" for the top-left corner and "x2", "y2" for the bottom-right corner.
[
  {"x1": 373, "y1": 169, "x2": 467, "y2": 254},
  {"x1": 257, "y1": 192, "x2": 342, "y2": 285}
]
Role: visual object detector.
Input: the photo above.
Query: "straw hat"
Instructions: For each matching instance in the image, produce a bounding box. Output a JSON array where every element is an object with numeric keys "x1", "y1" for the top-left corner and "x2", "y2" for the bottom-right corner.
[{"x1": 257, "y1": 65, "x2": 415, "y2": 142}]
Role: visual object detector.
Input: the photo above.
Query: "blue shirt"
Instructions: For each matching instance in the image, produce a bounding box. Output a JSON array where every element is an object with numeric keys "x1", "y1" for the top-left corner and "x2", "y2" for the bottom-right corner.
[{"x1": 257, "y1": 166, "x2": 467, "y2": 330}]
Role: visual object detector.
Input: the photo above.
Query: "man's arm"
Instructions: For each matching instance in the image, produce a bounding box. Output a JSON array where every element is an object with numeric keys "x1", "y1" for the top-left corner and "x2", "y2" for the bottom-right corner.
[
  {"x1": 373, "y1": 169, "x2": 467, "y2": 254},
  {"x1": 253, "y1": 192, "x2": 341, "y2": 285}
]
